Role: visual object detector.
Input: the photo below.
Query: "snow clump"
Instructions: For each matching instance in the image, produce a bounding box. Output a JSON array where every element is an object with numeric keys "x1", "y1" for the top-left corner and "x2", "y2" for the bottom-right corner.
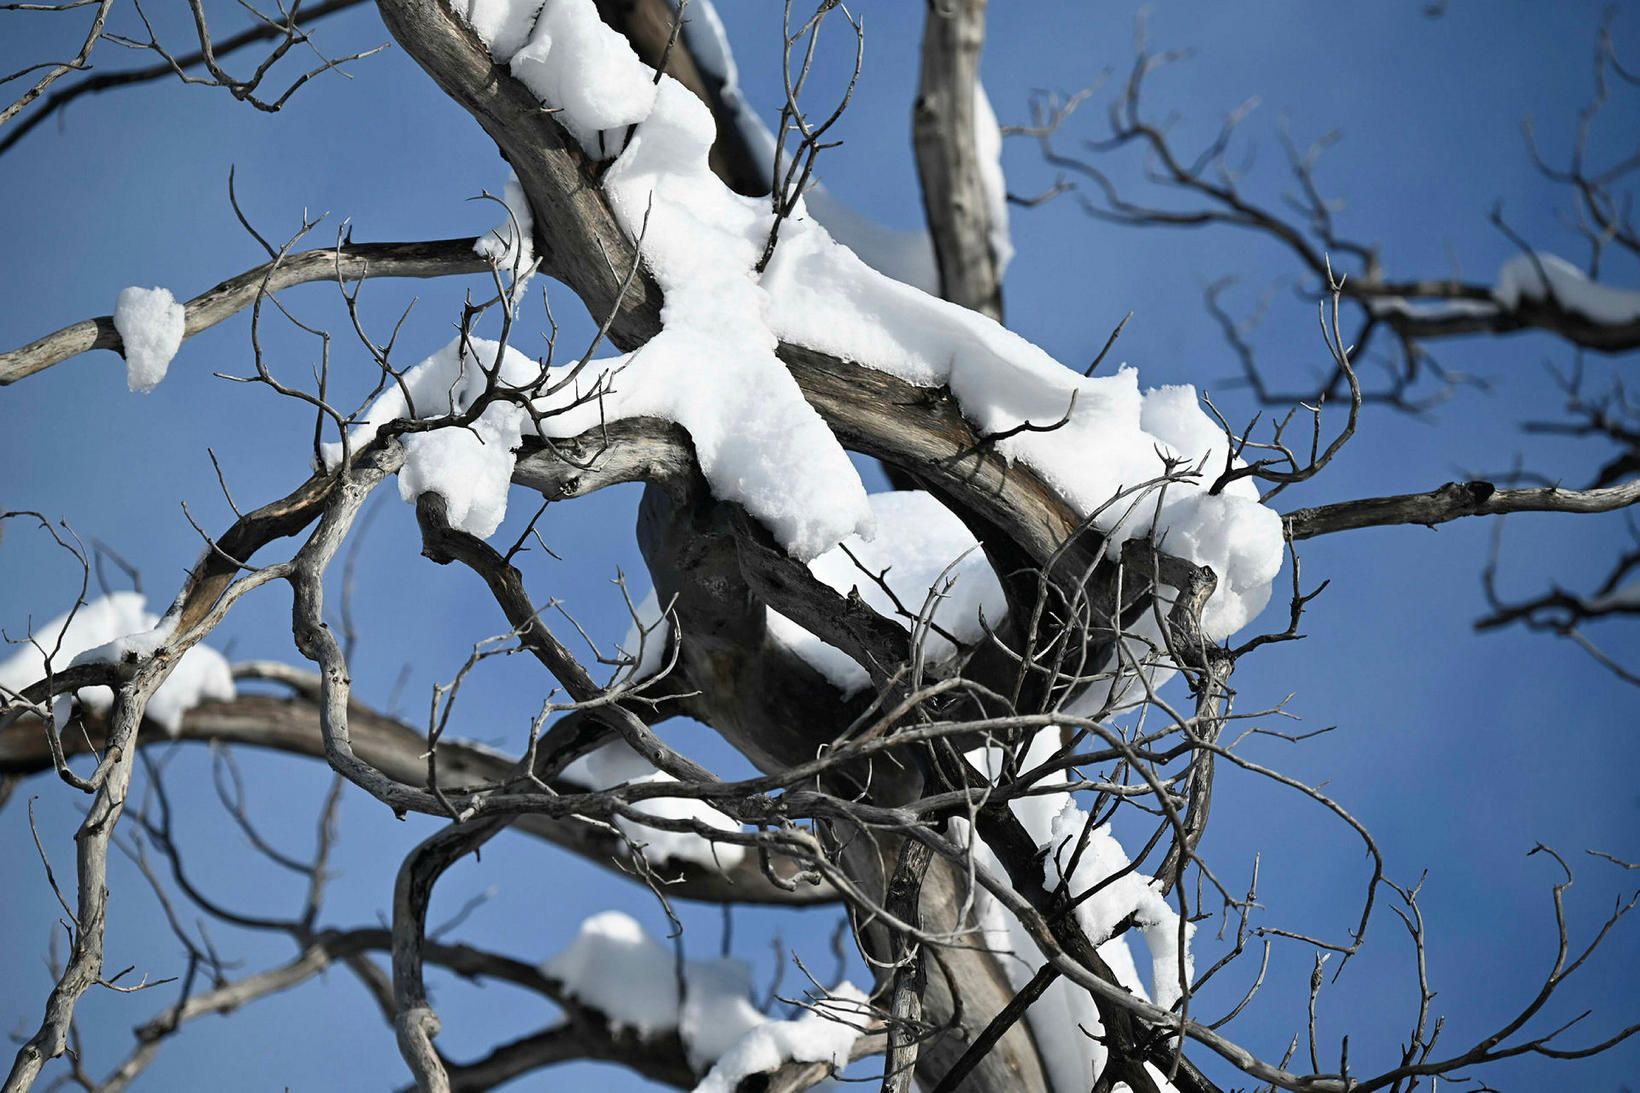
[
  {"x1": 560, "y1": 738, "x2": 747, "y2": 871},
  {"x1": 691, "y1": 981, "x2": 869, "y2": 1093},
  {"x1": 764, "y1": 490, "x2": 1007, "y2": 693},
  {"x1": 474, "y1": 169, "x2": 536, "y2": 280},
  {"x1": 0, "y1": 591, "x2": 235, "y2": 734},
  {"x1": 506, "y1": 0, "x2": 657, "y2": 156},
  {"x1": 1494, "y1": 252, "x2": 1640, "y2": 325},
  {"x1": 1041, "y1": 800, "x2": 1195, "y2": 1012},
  {"x1": 543, "y1": 910, "x2": 867, "y2": 1088},
  {"x1": 112, "y1": 286, "x2": 185, "y2": 393},
  {"x1": 955, "y1": 727, "x2": 1193, "y2": 1093},
  {"x1": 320, "y1": 336, "x2": 543, "y2": 538}
]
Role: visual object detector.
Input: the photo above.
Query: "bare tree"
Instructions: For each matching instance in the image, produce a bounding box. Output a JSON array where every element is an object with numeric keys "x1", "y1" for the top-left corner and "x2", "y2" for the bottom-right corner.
[{"x1": 1, "y1": 3, "x2": 1636, "y2": 1093}]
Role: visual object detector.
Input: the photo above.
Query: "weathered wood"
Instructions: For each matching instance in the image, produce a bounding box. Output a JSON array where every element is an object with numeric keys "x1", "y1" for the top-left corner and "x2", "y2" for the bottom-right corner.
[
  {"x1": 594, "y1": 0, "x2": 768, "y2": 196},
  {"x1": 362, "y1": 7, "x2": 1124, "y2": 1089},
  {"x1": 636, "y1": 473, "x2": 1049, "y2": 1092},
  {"x1": 374, "y1": 0, "x2": 665, "y2": 345},
  {"x1": 881, "y1": 839, "x2": 935, "y2": 1093},
  {"x1": 1284, "y1": 477, "x2": 1640, "y2": 539},
  {"x1": 913, "y1": 0, "x2": 1002, "y2": 321},
  {"x1": 512, "y1": 418, "x2": 694, "y2": 499},
  {"x1": 0, "y1": 239, "x2": 487, "y2": 386},
  {"x1": 840, "y1": 833, "x2": 1049, "y2": 1093},
  {"x1": 0, "y1": 690, "x2": 833, "y2": 906}
]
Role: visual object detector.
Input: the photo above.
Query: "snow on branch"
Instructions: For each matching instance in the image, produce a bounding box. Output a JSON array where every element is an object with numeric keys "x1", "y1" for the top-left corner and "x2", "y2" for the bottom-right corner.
[
  {"x1": 1495, "y1": 251, "x2": 1640, "y2": 326},
  {"x1": 543, "y1": 910, "x2": 873, "y2": 1090},
  {"x1": 0, "y1": 238, "x2": 488, "y2": 387},
  {"x1": 0, "y1": 591, "x2": 234, "y2": 736},
  {"x1": 372, "y1": 0, "x2": 1288, "y2": 633}
]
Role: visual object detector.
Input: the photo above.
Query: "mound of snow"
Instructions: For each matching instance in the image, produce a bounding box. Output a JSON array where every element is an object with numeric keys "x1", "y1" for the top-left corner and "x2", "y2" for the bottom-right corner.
[
  {"x1": 1495, "y1": 252, "x2": 1640, "y2": 325},
  {"x1": 543, "y1": 909, "x2": 866, "y2": 1086},
  {"x1": 0, "y1": 591, "x2": 234, "y2": 734},
  {"x1": 112, "y1": 286, "x2": 185, "y2": 393},
  {"x1": 560, "y1": 738, "x2": 747, "y2": 871}
]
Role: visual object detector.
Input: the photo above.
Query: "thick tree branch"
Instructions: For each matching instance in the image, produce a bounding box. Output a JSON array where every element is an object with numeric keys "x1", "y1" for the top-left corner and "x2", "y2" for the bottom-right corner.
[
  {"x1": 0, "y1": 687, "x2": 836, "y2": 906},
  {"x1": 102, "y1": 924, "x2": 699, "y2": 1093},
  {"x1": 731, "y1": 509, "x2": 913, "y2": 696},
  {"x1": 393, "y1": 816, "x2": 513, "y2": 1092},
  {"x1": 880, "y1": 838, "x2": 935, "y2": 1093},
  {"x1": 0, "y1": 238, "x2": 487, "y2": 386},
  {"x1": 442, "y1": 1021, "x2": 693, "y2": 1092},
  {"x1": 1378, "y1": 293, "x2": 1640, "y2": 353},
  {"x1": 913, "y1": 0, "x2": 1002, "y2": 321},
  {"x1": 1284, "y1": 478, "x2": 1640, "y2": 540}
]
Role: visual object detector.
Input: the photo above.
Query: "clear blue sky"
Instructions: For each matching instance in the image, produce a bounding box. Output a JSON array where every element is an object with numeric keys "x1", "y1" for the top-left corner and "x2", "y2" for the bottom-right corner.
[{"x1": 2, "y1": 1, "x2": 1637, "y2": 1089}]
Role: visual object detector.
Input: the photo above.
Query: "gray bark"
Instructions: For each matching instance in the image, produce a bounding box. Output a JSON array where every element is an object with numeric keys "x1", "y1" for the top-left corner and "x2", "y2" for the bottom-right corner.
[{"x1": 913, "y1": 0, "x2": 1004, "y2": 321}]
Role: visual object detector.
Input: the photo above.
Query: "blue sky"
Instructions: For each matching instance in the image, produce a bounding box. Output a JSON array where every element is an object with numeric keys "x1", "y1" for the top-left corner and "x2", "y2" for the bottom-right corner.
[{"x1": 2, "y1": 1, "x2": 1637, "y2": 1089}]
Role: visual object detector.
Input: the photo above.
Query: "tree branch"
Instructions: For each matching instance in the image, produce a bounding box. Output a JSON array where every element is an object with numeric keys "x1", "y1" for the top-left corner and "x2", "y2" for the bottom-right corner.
[
  {"x1": 0, "y1": 687, "x2": 836, "y2": 907},
  {"x1": 0, "y1": 237, "x2": 487, "y2": 386},
  {"x1": 1284, "y1": 478, "x2": 1640, "y2": 540},
  {"x1": 913, "y1": 0, "x2": 1002, "y2": 320},
  {"x1": 0, "y1": 0, "x2": 374, "y2": 157}
]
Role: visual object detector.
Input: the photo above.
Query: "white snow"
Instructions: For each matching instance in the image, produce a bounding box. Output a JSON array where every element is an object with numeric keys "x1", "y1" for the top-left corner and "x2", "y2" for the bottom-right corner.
[
  {"x1": 0, "y1": 591, "x2": 235, "y2": 735},
  {"x1": 322, "y1": 336, "x2": 542, "y2": 538},
  {"x1": 448, "y1": 0, "x2": 542, "y2": 61},
  {"x1": 766, "y1": 490, "x2": 1007, "y2": 694},
  {"x1": 760, "y1": 223, "x2": 1283, "y2": 635},
  {"x1": 560, "y1": 737, "x2": 747, "y2": 870},
  {"x1": 1494, "y1": 252, "x2": 1640, "y2": 325},
  {"x1": 474, "y1": 169, "x2": 536, "y2": 280},
  {"x1": 325, "y1": 306, "x2": 870, "y2": 556},
  {"x1": 542, "y1": 910, "x2": 687, "y2": 1037},
  {"x1": 1041, "y1": 800, "x2": 1195, "y2": 1013},
  {"x1": 973, "y1": 81, "x2": 1014, "y2": 279},
  {"x1": 800, "y1": 187, "x2": 940, "y2": 293},
  {"x1": 951, "y1": 817, "x2": 1188, "y2": 1093},
  {"x1": 691, "y1": 982, "x2": 869, "y2": 1093},
  {"x1": 543, "y1": 910, "x2": 866, "y2": 1086},
  {"x1": 967, "y1": 727, "x2": 1071, "y2": 850},
  {"x1": 760, "y1": 617, "x2": 857, "y2": 694},
  {"x1": 509, "y1": 0, "x2": 657, "y2": 158},
  {"x1": 1367, "y1": 296, "x2": 1501, "y2": 321},
  {"x1": 956, "y1": 727, "x2": 1180, "y2": 1093},
  {"x1": 112, "y1": 286, "x2": 185, "y2": 393},
  {"x1": 419, "y1": 0, "x2": 1284, "y2": 634},
  {"x1": 596, "y1": 74, "x2": 876, "y2": 559},
  {"x1": 616, "y1": 587, "x2": 672, "y2": 681},
  {"x1": 678, "y1": 957, "x2": 769, "y2": 1071},
  {"x1": 952, "y1": 809, "x2": 1155, "y2": 1093}
]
